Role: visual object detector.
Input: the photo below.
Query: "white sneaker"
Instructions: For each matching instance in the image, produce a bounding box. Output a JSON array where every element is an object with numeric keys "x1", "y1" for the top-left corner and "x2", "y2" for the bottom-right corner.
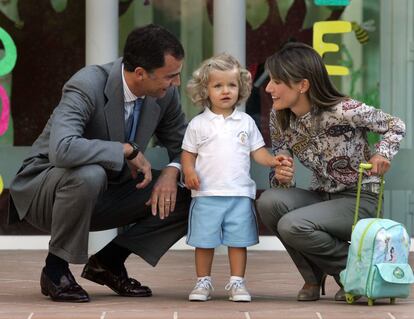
[
  {"x1": 225, "y1": 279, "x2": 251, "y2": 302},
  {"x1": 189, "y1": 277, "x2": 214, "y2": 301}
]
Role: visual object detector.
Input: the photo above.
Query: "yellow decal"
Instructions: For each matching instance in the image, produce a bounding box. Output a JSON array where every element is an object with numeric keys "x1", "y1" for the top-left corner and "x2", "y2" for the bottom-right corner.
[
  {"x1": 0, "y1": 175, "x2": 3, "y2": 194},
  {"x1": 313, "y1": 21, "x2": 352, "y2": 76}
]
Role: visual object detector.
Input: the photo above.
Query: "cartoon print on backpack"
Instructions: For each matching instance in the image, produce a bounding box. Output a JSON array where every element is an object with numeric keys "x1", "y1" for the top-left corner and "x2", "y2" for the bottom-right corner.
[
  {"x1": 373, "y1": 228, "x2": 410, "y2": 265},
  {"x1": 389, "y1": 247, "x2": 396, "y2": 263}
]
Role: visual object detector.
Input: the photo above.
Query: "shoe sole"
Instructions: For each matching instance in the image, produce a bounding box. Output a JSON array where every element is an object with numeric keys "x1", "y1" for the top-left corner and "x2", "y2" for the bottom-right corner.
[
  {"x1": 189, "y1": 294, "x2": 211, "y2": 301},
  {"x1": 297, "y1": 298, "x2": 320, "y2": 301},
  {"x1": 41, "y1": 288, "x2": 90, "y2": 302},
  {"x1": 229, "y1": 296, "x2": 251, "y2": 302}
]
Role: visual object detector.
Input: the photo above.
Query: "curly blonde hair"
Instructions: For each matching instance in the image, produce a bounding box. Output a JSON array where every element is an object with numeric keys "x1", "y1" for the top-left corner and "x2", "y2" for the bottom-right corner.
[{"x1": 187, "y1": 53, "x2": 252, "y2": 109}]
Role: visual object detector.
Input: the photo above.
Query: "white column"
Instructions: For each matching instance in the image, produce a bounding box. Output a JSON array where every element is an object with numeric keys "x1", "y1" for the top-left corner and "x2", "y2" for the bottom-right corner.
[
  {"x1": 86, "y1": 0, "x2": 119, "y2": 65},
  {"x1": 85, "y1": 0, "x2": 119, "y2": 254},
  {"x1": 214, "y1": 0, "x2": 246, "y2": 113},
  {"x1": 213, "y1": 1, "x2": 246, "y2": 254},
  {"x1": 181, "y1": 0, "x2": 204, "y2": 120},
  {"x1": 213, "y1": 0, "x2": 246, "y2": 67}
]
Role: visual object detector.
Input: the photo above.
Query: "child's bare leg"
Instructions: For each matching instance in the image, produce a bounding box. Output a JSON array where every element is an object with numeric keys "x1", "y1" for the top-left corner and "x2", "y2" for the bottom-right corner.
[
  {"x1": 226, "y1": 247, "x2": 251, "y2": 301},
  {"x1": 189, "y1": 248, "x2": 215, "y2": 301},
  {"x1": 228, "y1": 247, "x2": 246, "y2": 276},
  {"x1": 195, "y1": 248, "x2": 214, "y2": 276}
]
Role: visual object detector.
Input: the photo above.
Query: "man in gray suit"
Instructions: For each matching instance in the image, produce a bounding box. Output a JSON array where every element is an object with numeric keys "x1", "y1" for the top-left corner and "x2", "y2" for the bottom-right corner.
[{"x1": 8, "y1": 24, "x2": 191, "y2": 302}]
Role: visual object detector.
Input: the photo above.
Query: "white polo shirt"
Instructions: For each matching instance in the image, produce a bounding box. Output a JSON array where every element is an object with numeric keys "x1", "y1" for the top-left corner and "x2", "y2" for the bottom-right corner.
[{"x1": 182, "y1": 107, "x2": 265, "y2": 199}]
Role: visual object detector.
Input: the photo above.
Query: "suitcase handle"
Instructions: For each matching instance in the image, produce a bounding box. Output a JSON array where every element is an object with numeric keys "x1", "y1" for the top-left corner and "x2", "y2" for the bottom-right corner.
[{"x1": 353, "y1": 163, "x2": 385, "y2": 230}]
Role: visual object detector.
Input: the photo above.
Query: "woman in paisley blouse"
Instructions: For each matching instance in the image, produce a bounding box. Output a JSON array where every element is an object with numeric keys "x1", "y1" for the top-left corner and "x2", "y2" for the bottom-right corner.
[{"x1": 256, "y1": 42, "x2": 405, "y2": 302}]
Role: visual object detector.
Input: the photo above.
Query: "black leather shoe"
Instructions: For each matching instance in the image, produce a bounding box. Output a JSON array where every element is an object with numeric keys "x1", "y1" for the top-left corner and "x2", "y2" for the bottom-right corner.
[
  {"x1": 40, "y1": 267, "x2": 90, "y2": 302},
  {"x1": 81, "y1": 255, "x2": 152, "y2": 297}
]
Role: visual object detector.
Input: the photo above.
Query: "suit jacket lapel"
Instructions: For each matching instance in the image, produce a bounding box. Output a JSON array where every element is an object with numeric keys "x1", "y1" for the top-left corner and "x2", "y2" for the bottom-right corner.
[
  {"x1": 102, "y1": 59, "x2": 162, "y2": 149},
  {"x1": 104, "y1": 58, "x2": 125, "y2": 143}
]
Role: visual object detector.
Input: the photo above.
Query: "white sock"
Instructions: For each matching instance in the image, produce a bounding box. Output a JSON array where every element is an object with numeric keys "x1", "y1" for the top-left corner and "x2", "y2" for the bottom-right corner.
[
  {"x1": 197, "y1": 276, "x2": 212, "y2": 282},
  {"x1": 230, "y1": 276, "x2": 244, "y2": 282}
]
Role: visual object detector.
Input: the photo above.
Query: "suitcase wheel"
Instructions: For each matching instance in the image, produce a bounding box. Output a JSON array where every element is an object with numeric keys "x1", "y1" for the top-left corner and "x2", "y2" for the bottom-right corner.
[{"x1": 345, "y1": 293, "x2": 356, "y2": 304}]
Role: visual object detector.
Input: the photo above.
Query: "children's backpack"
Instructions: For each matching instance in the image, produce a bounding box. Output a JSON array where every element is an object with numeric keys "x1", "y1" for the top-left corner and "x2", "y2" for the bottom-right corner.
[{"x1": 340, "y1": 163, "x2": 414, "y2": 306}]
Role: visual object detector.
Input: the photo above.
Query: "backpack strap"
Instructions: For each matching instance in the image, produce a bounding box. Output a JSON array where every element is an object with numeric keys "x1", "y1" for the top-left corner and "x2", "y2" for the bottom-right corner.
[{"x1": 352, "y1": 163, "x2": 385, "y2": 231}]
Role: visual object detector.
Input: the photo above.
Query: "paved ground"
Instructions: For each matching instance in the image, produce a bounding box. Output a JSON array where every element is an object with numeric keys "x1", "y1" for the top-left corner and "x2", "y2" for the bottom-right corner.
[{"x1": 0, "y1": 250, "x2": 413, "y2": 319}]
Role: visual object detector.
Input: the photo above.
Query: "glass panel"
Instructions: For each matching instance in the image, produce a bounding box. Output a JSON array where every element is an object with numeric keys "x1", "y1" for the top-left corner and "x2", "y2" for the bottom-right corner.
[
  {"x1": 379, "y1": 0, "x2": 414, "y2": 236},
  {"x1": 245, "y1": 0, "x2": 347, "y2": 145},
  {"x1": 245, "y1": 1, "x2": 413, "y2": 235},
  {"x1": 1, "y1": 1, "x2": 412, "y2": 237},
  {"x1": 0, "y1": 1, "x2": 86, "y2": 146},
  {"x1": 119, "y1": 0, "x2": 212, "y2": 122}
]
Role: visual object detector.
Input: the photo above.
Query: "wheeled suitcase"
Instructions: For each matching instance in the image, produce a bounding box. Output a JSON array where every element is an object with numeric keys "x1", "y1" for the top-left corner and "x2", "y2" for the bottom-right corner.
[{"x1": 340, "y1": 163, "x2": 414, "y2": 305}]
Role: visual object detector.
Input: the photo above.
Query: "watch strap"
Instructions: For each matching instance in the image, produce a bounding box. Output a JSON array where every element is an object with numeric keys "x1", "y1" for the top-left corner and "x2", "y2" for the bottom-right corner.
[{"x1": 126, "y1": 142, "x2": 140, "y2": 160}]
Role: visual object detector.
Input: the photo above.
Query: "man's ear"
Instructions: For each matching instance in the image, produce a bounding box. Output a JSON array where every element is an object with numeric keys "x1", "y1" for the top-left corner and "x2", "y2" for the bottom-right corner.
[
  {"x1": 134, "y1": 67, "x2": 146, "y2": 80},
  {"x1": 299, "y1": 79, "x2": 310, "y2": 94}
]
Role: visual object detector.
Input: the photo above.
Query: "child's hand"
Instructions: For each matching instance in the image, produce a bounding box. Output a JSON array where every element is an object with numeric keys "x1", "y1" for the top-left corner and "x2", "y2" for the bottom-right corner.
[
  {"x1": 368, "y1": 154, "x2": 390, "y2": 176},
  {"x1": 274, "y1": 155, "x2": 294, "y2": 184},
  {"x1": 184, "y1": 170, "x2": 201, "y2": 190},
  {"x1": 274, "y1": 154, "x2": 293, "y2": 167}
]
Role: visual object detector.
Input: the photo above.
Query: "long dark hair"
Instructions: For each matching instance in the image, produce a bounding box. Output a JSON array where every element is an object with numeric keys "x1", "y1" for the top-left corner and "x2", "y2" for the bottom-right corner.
[{"x1": 265, "y1": 42, "x2": 346, "y2": 129}]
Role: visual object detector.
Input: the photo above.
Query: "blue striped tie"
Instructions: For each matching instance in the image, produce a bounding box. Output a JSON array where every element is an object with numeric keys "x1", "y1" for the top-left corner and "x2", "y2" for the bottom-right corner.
[{"x1": 127, "y1": 98, "x2": 143, "y2": 141}]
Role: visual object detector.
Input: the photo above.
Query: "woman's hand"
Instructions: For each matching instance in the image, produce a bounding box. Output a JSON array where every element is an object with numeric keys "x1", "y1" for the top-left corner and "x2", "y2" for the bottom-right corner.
[
  {"x1": 368, "y1": 154, "x2": 390, "y2": 176},
  {"x1": 274, "y1": 155, "x2": 294, "y2": 184}
]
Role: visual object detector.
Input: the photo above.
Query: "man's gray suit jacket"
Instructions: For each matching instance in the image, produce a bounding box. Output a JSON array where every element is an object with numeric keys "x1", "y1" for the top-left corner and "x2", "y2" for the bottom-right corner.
[{"x1": 9, "y1": 58, "x2": 187, "y2": 223}]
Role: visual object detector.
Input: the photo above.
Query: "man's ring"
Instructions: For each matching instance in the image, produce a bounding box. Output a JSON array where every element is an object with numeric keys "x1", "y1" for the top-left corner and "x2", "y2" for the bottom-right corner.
[{"x1": 165, "y1": 199, "x2": 171, "y2": 202}]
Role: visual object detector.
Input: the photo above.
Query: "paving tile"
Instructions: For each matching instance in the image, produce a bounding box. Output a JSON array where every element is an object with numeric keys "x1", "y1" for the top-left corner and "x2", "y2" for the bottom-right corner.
[{"x1": 0, "y1": 250, "x2": 413, "y2": 319}]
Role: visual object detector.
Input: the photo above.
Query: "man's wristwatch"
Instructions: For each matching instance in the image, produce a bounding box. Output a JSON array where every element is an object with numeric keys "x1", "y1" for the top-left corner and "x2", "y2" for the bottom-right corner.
[{"x1": 126, "y1": 141, "x2": 140, "y2": 160}]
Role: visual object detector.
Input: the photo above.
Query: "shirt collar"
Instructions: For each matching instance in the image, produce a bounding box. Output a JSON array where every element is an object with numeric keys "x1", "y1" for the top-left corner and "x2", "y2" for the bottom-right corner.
[
  {"x1": 290, "y1": 111, "x2": 311, "y2": 127},
  {"x1": 121, "y1": 64, "x2": 144, "y2": 103},
  {"x1": 203, "y1": 107, "x2": 242, "y2": 121}
]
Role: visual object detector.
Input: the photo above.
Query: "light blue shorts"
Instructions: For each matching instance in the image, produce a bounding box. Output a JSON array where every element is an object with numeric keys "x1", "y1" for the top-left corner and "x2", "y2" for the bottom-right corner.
[{"x1": 186, "y1": 196, "x2": 259, "y2": 248}]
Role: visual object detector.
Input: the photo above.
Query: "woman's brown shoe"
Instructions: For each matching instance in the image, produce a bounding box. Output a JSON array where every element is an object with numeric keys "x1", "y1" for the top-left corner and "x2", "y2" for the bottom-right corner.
[
  {"x1": 334, "y1": 287, "x2": 346, "y2": 301},
  {"x1": 334, "y1": 287, "x2": 360, "y2": 302},
  {"x1": 297, "y1": 275, "x2": 327, "y2": 301},
  {"x1": 333, "y1": 275, "x2": 352, "y2": 302}
]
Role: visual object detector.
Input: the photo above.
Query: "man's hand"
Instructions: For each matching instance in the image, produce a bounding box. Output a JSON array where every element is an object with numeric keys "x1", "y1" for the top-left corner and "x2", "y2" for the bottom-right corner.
[
  {"x1": 368, "y1": 154, "x2": 390, "y2": 176},
  {"x1": 127, "y1": 152, "x2": 152, "y2": 189},
  {"x1": 274, "y1": 155, "x2": 294, "y2": 184},
  {"x1": 146, "y1": 166, "x2": 179, "y2": 220},
  {"x1": 124, "y1": 143, "x2": 152, "y2": 189}
]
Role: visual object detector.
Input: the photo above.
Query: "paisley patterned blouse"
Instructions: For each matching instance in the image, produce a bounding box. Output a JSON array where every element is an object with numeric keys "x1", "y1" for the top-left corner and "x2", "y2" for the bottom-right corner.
[{"x1": 269, "y1": 99, "x2": 406, "y2": 193}]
